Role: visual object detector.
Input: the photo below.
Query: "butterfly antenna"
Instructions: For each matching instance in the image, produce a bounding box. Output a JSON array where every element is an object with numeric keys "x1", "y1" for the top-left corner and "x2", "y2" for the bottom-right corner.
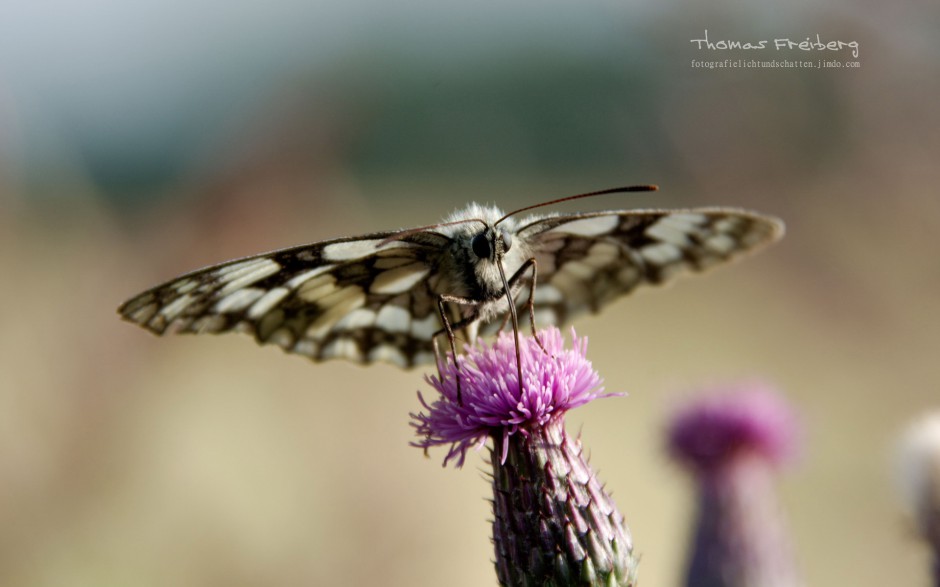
[
  {"x1": 495, "y1": 184, "x2": 658, "y2": 226},
  {"x1": 377, "y1": 218, "x2": 489, "y2": 248}
]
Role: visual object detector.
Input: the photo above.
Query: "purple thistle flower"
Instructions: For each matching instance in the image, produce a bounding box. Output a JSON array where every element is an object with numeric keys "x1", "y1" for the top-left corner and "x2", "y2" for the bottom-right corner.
[
  {"x1": 667, "y1": 383, "x2": 803, "y2": 587},
  {"x1": 668, "y1": 383, "x2": 798, "y2": 474},
  {"x1": 896, "y1": 412, "x2": 940, "y2": 586},
  {"x1": 411, "y1": 327, "x2": 638, "y2": 586},
  {"x1": 412, "y1": 326, "x2": 619, "y2": 468}
]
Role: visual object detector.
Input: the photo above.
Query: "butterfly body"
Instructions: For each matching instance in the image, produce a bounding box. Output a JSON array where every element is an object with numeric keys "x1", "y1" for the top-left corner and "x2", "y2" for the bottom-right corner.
[
  {"x1": 433, "y1": 203, "x2": 529, "y2": 323},
  {"x1": 119, "y1": 190, "x2": 784, "y2": 369}
]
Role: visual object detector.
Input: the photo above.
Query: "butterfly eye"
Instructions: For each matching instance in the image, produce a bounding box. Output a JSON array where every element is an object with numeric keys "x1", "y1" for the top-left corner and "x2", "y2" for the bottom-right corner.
[
  {"x1": 500, "y1": 229, "x2": 512, "y2": 252},
  {"x1": 471, "y1": 232, "x2": 491, "y2": 259}
]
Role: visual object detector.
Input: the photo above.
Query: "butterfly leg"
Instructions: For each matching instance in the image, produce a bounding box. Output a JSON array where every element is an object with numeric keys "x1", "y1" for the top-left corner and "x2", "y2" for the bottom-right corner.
[
  {"x1": 503, "y1": 258, "x2": 553, "y2": 358},
  {"x1": 436, "y1": 295, "x2": 481, "y2": 404},
  {"x1": 431, "y1": 335, "x2": 446, "y2": 384},
  {"x1": 495, "y1": 309, "x2": 512, "y2": 333},
  {"x1": 494, "y1": 260, "x2": 529, "y2": 399}
]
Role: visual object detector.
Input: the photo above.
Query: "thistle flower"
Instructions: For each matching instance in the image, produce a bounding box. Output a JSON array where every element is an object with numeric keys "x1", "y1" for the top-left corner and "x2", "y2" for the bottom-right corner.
[
  {"x1": 412, "y1": 327, "x2": 638, "y2": 586},
  {"x1": 896, "y1": 412, "x2": 940, "y2": 585},
  {"x1": 667, "y1": 383, "x2": 802, "y2": 587}
]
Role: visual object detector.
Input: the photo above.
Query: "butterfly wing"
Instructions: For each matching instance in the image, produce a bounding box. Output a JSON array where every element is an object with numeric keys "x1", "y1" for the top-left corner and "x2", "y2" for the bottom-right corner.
[
  {"x1": 118, "y1": 232, "x2": 451, "y2": 368},
  {"x1": 510, "y1": 208, "x2": 784, "y2": 327}
]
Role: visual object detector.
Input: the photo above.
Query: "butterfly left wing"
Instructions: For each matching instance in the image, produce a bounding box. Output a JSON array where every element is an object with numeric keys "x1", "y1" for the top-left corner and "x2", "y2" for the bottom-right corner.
[
  {"x1": 118, "y1": 232, "x2": 451, "y2": 368},
  {"x1": 507, "y1": 208, "x2": 784, "y2": 327}
]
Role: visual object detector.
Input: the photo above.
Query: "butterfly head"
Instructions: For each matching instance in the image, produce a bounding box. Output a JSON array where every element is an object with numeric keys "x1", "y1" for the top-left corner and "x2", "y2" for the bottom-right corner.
[
  {"x1": 471, "y1": 226, "x2": 512, "y2": 261},
  {"x1": 442, "y1": 202, "x2": 518, "y2": 265}
]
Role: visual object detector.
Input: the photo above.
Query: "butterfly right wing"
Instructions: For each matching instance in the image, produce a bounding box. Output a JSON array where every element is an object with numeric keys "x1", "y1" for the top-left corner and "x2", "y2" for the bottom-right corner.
[
  {"x1": 118, "y1": 232, "x2": 451, "y2": 368},
  {"x1": 512, "y1": 208, "x2": 784, "y2": 327}
]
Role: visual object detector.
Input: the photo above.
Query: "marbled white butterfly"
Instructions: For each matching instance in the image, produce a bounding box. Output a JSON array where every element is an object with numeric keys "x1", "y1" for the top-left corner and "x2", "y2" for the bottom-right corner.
[{"x1": 118, "y1": 186, "x2": 783, "y2": 374}]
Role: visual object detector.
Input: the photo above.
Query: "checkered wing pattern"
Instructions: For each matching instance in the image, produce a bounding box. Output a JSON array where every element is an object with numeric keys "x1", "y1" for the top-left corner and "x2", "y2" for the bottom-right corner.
[
  {"x1": 118, "y1": 232, "x2": 451, "y2": 368},
  {"x1": 508, "y1": 208, "x2": 784, "y2": 328}
]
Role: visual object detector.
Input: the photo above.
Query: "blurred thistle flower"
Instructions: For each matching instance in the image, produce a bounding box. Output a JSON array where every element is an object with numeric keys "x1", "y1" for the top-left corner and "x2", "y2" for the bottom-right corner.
[
  {"x1": 411, "y1": 327, "x2": 638, "y2": 586},
  {"x1": 896, "y1": 412, "x2": 940, "y2": 585},
  {"x1": 667, "y1": 383, "x2": 803, "y2": 587}
]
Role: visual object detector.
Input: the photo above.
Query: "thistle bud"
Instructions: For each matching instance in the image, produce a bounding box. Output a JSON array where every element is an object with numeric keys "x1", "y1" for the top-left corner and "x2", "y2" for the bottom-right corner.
[
  {"x1": 667, "y1": 384, "x2": 802, "y2": 587},
  {"x1": 897, "y1": 412, "x2": 940, "y2": 585}
]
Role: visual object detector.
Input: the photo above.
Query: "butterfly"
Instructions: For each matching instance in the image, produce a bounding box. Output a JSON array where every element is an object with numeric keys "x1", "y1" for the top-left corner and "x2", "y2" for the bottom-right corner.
[{"x1": 118, "y1": 186, "x2": 784, "y2": 376}]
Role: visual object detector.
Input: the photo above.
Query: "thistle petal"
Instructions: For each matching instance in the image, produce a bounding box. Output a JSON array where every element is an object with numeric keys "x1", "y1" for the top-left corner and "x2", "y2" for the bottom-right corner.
[{"x1": 411, "y1": 327, "x2": 620, "y2": 467}]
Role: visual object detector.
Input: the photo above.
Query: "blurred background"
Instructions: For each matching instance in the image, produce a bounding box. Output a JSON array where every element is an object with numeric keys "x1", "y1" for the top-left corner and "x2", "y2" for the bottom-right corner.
[{"x1": 1, "y1": 0, "x2": 938, "y2": 585}]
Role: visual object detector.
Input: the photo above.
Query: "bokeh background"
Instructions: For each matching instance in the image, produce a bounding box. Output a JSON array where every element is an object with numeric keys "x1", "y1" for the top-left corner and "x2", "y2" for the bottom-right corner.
[{"x1": 1, "y1": 0, "x2": 938, "y2": 585}]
